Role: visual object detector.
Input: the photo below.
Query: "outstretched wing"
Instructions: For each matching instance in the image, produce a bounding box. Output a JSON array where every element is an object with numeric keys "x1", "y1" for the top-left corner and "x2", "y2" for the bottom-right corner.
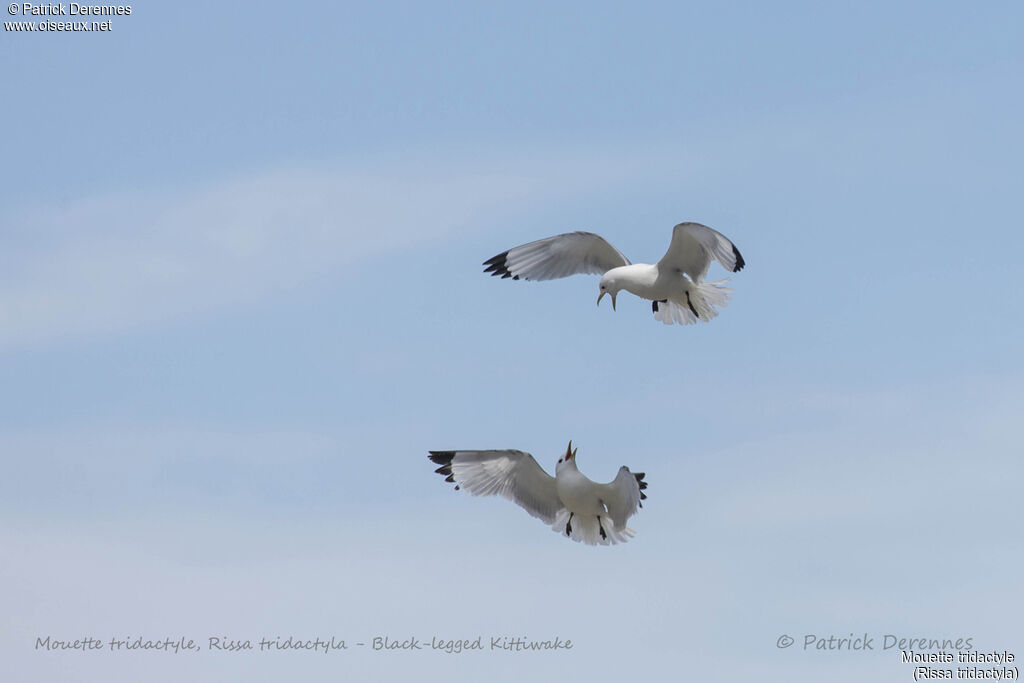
[
  {"x1": 428, "y1": 450, "x2": 562, "y2": 524},
  {"x1": 598, "y1": 467, "x2": 647, "y2": 531},
  {"x1": 656, "y1": 222, "x2": 745, "y2": 282},
  {"x1": 483, "y1": 231, "x2": 630, "y2": 281}
]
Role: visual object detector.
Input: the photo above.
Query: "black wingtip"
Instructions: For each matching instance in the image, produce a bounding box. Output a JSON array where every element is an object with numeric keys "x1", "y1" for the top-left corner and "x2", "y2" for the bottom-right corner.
[
  {"x1": 732, "y1": 244, "x2": 745, "y2": 272},
  {"x1": 428, "y1": 451, "x2": 455, "y2": 465},
  {"x1": 428, "y1": 451, "x2": 460, "y2": 489},
  {"x1": 482, "y1": 251, "x2": 515, "y2": 279},
  {"x1": 634, "y1": 471, "x2": 648, "y2": 503}
]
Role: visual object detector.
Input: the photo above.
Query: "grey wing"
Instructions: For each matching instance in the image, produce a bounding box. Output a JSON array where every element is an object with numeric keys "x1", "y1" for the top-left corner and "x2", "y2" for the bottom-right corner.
[
  {"x1": 483, "y1": 231, "x2": 630, "y2": 281},
  {"x1": 656, "y1": 222, "x2": 745, "y2": 282},
  {"x1": 428, "y1": 450, "x2": 562, "y2": 524},
  {"x1": 598, "y1": 467, "x2": 647, "y2": 530}
]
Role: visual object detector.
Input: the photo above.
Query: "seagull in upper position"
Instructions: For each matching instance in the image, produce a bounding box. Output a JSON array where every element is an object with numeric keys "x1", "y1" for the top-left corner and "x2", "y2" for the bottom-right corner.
[
  {"x1": 428, "y1": 441, "x2": 648, "y2": 546},
  {"x1": 483, "y1": 221, "x2": 745, "y2": 325}
]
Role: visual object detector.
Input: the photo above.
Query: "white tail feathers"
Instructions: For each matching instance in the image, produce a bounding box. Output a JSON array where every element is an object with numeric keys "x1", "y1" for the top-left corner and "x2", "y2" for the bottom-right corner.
[
  {"x1": 552, "y1": 509, "x2": 635, "y2": 545},
  {"x1": 653, "y1": 279, "x2": 733, "y2": 326}
]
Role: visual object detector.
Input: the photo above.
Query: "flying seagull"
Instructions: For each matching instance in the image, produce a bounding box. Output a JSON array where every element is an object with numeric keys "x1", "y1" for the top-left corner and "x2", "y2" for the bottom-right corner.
[
  {"x1": 483, "y1": 221, "x2": 745, "y2": 325},
  {"x1": 428, "y1": 442, "x2": 647, "y2": 545}
]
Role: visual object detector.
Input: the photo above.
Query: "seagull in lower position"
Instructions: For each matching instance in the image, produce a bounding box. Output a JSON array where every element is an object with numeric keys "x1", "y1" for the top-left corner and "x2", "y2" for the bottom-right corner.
[
  {"x1": 428, "y1": 441, "x2": 647, "y2": 545},
  {"x1": 483, "y1": 221, "x2": 745, "y2": 325}
]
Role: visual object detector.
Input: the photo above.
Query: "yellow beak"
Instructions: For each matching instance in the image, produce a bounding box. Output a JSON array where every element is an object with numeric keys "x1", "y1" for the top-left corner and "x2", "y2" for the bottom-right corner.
[{"x1": 596, "y1": 292, "x2": 617, "y2": 311}]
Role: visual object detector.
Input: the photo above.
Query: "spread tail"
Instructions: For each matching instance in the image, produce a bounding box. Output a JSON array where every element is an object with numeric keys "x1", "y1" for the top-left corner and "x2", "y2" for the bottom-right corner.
[
  {"x1": 653, "y1": 279, "x2": 732, "y2": 326},
  {"x1": 551, "y1": 509, "x2": 635, "y2": 545}
]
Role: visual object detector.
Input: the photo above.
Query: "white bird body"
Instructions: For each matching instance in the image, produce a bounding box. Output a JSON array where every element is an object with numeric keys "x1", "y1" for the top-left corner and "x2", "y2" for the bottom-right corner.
[
  {"x1": 555, "y1": 459, "x2": 607, "y2": 518},
  {"x1": 602, "y1": 262, "x2": 696, "y2": 302},
  {"x1": 484, "y1": 222, "x2": 744, "y2": 325},
  {"x1": 602, "y1": 263, "x2": 660, "y2": 298},
  {"x1": 429, "y1": 442, "x2": 648, "y2": 546}
]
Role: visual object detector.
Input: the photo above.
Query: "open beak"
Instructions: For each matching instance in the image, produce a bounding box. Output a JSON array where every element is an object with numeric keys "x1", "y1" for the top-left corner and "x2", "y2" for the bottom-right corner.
[
  {"x1": 565, "y1": 441, "x2": 574, "y2": 461},
  {"x1": 596, "y1": 292, "x2": 617, "y2": 311}
]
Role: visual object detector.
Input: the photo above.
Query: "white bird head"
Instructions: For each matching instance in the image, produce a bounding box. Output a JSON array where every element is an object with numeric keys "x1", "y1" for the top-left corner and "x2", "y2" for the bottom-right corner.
[
  {"x1": 556, "y1": 440, "x2": 578, "y2": 472},
  {"x1": 597, "y1": 274, "x2": 621, "y2": 311}
]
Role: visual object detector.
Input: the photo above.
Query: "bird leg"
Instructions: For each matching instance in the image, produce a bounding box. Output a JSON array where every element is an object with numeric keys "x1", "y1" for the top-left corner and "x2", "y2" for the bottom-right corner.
[
  {"x1": 598, "y1": 517, "x2": 607, "y2": 541},
  {"x1": 565, "y1": 513, "x2": 574, "y2": 536},
  {"x1": 685, "y1": 291, "x2": 699, "y2": 317}
]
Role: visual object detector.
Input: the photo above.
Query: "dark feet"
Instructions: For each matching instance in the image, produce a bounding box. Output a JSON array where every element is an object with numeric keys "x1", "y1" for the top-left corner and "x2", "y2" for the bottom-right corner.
[{"x1": 685, "y1": 291, "x2": 698, "y2": 316}]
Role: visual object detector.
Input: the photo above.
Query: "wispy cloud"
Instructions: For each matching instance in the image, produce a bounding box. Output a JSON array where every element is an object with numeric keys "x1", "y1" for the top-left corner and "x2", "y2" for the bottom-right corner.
[
  {"x1": 3, "y1": 78, "x2": 1008, "y2": 351},
  {"x1": 0, "y1": 158, "x2": 634, "y2": 349}
]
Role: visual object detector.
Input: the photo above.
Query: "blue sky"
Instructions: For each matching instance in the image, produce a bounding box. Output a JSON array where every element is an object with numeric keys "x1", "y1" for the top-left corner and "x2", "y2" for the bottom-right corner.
[{"x1": 3, "y1": 2, "x2": 1022, "y2": 681}]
